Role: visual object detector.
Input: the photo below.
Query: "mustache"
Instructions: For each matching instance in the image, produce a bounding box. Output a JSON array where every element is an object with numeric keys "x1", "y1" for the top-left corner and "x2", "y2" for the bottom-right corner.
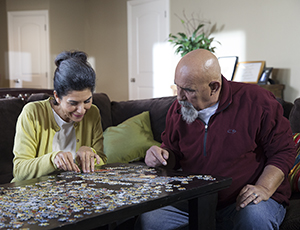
[{"x1": 178, "y1": 100, "x2": 193, "y2": 107}]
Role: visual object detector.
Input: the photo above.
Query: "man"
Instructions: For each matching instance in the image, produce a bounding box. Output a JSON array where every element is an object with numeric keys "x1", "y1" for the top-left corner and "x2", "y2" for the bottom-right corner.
[{"x1": 135, "y1": 49, "x2": 296, "y2": 230}]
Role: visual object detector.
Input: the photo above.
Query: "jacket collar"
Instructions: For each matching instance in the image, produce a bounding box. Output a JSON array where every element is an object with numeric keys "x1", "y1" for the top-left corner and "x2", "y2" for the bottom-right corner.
[{"x1": 216, "y1": 76, "x2": 232, "y2": 113}]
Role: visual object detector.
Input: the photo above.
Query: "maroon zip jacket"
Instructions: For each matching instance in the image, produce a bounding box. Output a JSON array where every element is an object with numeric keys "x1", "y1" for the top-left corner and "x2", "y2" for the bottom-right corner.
[{"x1": 161, "y1": 77, "x2": 296, "y2": 209}]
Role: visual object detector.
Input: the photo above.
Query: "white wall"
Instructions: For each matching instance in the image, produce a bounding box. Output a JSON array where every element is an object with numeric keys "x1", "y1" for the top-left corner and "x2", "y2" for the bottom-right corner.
[
  {"x1": 4, "y1": 0, "x2": 300, "y2": 102},
  {"x1": 170, "y1": 0, "x2": 300, "y2": 102}
]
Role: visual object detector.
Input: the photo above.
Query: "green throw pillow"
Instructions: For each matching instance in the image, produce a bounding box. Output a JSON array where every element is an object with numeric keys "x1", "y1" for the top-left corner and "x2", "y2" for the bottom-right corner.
[{"x1": 103, "y1": 111, "x2": 161, "y2": 163}]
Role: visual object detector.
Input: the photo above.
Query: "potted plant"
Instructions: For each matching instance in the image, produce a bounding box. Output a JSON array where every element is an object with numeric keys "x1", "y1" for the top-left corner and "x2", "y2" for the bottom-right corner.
[{"x1": 168, "y1": 12, "x2": 219, "y2": 57}]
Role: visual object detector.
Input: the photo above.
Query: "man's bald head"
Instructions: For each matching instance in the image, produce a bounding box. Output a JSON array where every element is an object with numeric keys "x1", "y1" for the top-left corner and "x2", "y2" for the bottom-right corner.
[
  {"x1": 175, "y1": 49, "x2": 221, "y2": 84},
  {"x1": 175, "y1": 49, "x2": 222, "y2": 111}
]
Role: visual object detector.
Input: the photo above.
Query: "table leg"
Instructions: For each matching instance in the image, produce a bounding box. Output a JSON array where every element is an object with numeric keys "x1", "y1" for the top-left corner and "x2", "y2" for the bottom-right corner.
[{"x1": 188, "y1": 192, "x2": 218, "y2": 230}]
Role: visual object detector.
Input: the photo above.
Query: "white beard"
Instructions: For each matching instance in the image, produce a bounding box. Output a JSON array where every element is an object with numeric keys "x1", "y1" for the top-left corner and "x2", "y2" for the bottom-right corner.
[{"x1": 178, "y1": 100, "x2": 198, "y2": 124}]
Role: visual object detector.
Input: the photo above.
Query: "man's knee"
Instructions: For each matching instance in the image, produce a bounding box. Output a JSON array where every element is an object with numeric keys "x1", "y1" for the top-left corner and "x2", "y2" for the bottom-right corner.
[{"x1": 234, "y1": 201, "x2": 285, "y2": 230}]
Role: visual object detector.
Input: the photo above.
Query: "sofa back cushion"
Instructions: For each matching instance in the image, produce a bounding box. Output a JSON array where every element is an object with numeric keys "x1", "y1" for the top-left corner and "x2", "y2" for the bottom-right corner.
[
  {"x1": 290, "y1": 98, "x2": 300, "y2": 133},
  {"x1": 0, "y1": 98, "x2": 24, "y2": 184},
  {"x1": 111, "y1": 96, "x2": 176, "y2": 143},
  {"x1": 92, "y1": 93, "x2": 113, "y2": 131},
  {"x1": 276, "y1": 98, "x2": 294, "y2": 120}
]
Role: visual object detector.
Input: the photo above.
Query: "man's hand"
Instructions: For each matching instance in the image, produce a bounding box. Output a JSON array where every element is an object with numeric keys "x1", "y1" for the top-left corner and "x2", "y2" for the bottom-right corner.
[
  {"x1": 54, "y1": 151, "x2": 80, "y2": 173},
  {"x1": 145, "y1": 146, "x2": 169, "y2": 167},
  {"x1": 236, "y1": 184, "x2": 270, "y2": 211},
  {"x1": 76, "y1": 146, "x2": 101, "y2": 173},
  {"x1": 236, "y1": 165, "x2": 285, "y2": 211}
]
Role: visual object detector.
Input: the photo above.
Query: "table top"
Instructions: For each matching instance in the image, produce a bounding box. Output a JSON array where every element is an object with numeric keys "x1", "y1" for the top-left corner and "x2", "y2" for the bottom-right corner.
[{"x1": 0, "y1": 163, "x2": 231, "y2": 229}]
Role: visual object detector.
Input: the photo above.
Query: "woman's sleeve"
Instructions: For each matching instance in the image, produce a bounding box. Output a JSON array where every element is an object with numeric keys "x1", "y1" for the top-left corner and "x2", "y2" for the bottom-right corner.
[{"x1": 12, "y1": 105, "x2": 58, "y2": 182}]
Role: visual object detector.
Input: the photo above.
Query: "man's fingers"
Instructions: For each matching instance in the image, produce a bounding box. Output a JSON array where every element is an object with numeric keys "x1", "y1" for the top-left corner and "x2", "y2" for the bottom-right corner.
[
  {"x1": 162, "y1": 151, "x2": 169, "y2": 165},
  {"x1": 145, "y1": 146, "x2": 169, "y2": 167},
  {"x1": 236, "y1": 185, "x2": 264, "y2": 211}
]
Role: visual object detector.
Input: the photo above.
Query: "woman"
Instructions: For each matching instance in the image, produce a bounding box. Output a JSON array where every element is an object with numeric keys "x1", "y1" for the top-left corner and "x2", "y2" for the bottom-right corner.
[{"x1": 12, "y1": 50, "x2": 107, "y2": 182}]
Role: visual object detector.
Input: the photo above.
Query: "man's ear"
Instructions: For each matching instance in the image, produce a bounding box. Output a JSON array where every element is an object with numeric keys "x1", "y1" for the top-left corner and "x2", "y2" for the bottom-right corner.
[{"x1": 209, "y1": 81, "x2": 221, "y2": 95}]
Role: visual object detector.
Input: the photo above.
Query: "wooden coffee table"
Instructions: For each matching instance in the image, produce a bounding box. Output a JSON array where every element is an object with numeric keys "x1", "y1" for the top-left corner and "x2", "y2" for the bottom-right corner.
[{"x1": 0, "y1": 163, "x2": 231, "y2": 230}]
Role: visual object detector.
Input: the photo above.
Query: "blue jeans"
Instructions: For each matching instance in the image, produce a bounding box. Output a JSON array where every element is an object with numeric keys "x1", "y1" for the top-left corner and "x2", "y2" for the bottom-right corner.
[{"x1": 134, "y1": 198, "x2": 286, "y2": 230}]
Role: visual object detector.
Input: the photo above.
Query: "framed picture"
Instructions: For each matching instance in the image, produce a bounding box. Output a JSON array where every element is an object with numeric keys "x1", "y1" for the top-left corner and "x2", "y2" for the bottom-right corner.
[
  {"x1": 218, "y1": 56, "x2": 239, "y2": 81},
  {"x1": 258, "y1": 67, "x2": 273, "y2": 85},
  {"x1": 232, "y1": 61, "x2": 266, "y2": 83}
]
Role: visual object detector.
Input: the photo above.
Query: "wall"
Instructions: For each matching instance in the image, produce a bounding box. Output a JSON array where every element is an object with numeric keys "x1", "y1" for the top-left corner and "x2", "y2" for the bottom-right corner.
[
  {"x1": 48, "y1": 0, "x2": 87, "y2": 80},
  {"x1": 170, "y1": 0, "x2": 300, "y2": 102},
  {"x1": 85, "y1": 0, "x2": 128, "y2": 100},
  {"x1": 3, "y1": 0, "x2": 128, "y2": 101}
]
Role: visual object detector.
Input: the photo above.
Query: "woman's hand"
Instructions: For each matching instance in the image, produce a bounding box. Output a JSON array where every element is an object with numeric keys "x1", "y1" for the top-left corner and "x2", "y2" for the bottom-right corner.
[
  {"x1": 54, "y1": 151, "x2": 80, "y2": 172},
  {"x1": 76, "y1": 146, "x2": 101, "y2": 173}
]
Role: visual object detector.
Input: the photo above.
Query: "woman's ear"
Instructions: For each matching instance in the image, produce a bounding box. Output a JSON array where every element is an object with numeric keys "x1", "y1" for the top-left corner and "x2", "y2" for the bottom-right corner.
[
  {"x1": 53, "y1": 90, "x2": 61, "y2": 104},
  {"x1": 209, "y1": 81, "x2": 221, "y2": 95}
]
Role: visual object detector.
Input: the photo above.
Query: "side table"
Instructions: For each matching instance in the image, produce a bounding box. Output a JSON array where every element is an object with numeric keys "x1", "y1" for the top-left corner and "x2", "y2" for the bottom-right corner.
[{"x1": 259, "y1": 84, "x2": 285, "y2": 99}]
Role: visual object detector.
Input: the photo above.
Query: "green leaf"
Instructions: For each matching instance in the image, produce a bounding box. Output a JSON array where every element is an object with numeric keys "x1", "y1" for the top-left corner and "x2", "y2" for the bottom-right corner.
[
  {"x1": 168, "y1": 18, "x2": 220, "y2": 56},
  {"x1": 193, "y1": 24, "x2": 204, "y2": 36},
  {"x1": 178, "y1": 32, "x2": 187, "y2": 39},
  {"x1": 169, "y1": 35, "x2": 178, "y2": 39}
]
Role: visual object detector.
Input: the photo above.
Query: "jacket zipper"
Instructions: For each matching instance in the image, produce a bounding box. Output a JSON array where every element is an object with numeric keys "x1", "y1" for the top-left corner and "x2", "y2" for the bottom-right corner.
[
  {"x1": 203, "y1": 124, "x2": 208, "y2": 156},
  {"x1": 201, "y1": 101, "x2": 231, "y2": 157}
]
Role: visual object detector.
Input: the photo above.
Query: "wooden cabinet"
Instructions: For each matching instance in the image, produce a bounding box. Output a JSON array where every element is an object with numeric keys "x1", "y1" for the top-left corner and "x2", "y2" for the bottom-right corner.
[{"x1": 259, "y1": 84, "x2": 285, "y2": 99}]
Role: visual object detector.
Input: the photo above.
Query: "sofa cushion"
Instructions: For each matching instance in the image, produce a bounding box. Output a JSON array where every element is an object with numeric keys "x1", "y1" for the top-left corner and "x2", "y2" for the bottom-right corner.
[
  {"x1": 103, "y1": 111, "x2": 161, "y2": 163},
  {"x1": 111, "y1": 96, "x2": 176, "y2": 142},
  {"x1": 280, "y1": 193, "x2": 300, "y2": 230},
  {"x1": 0, "y1": 98, "x2": 25, "y2": 184}
]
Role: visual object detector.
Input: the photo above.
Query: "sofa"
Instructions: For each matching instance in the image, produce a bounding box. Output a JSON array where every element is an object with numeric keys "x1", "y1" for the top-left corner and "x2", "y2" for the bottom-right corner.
[{"x1": 0, "y1": 89, "x2": 299, "y2": 229}]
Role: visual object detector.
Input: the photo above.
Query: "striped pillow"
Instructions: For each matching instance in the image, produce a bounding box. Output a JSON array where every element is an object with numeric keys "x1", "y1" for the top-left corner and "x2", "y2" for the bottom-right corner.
[{"x1": 288, "y1": 133, "x2": 300, "y2": 192}]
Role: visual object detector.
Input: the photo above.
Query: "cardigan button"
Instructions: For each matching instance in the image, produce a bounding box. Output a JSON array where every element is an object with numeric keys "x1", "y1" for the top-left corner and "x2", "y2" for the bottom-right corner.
[{"x1": 77, "y1": 139, "x2": 79, "y2": 142}]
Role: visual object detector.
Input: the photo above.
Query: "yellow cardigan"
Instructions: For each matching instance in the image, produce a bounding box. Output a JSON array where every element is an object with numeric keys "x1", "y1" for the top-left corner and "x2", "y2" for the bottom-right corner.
[{"x1": 12, "y1": 98, "x2": 106, "y2": 182}]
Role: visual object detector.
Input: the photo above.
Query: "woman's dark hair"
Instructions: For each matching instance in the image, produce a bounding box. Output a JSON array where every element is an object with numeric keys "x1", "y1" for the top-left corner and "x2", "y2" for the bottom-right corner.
[{"x1": 53, "y1": 50, "x2": 96, "y2": 99}]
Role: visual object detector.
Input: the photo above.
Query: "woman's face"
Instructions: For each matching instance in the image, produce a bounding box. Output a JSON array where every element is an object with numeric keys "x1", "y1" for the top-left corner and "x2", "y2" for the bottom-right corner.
[{"x1": 54, "y1": 89, "x2": 93, "y2": 122}]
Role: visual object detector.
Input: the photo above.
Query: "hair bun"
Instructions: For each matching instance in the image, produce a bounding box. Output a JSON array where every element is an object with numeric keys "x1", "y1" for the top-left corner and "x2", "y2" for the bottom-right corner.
[{"x1": 55, "y1": 50, "x2": 88, "y2": 67}]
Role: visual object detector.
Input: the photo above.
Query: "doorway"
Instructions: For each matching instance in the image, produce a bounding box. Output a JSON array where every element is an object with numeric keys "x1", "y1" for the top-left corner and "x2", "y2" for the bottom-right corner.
[
  {"x1": 127, "y1": 0, "x2": 174, "y2": 100},
  {"x1": 7, "y1": 10, "x2": 50, "y2": 88}
]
